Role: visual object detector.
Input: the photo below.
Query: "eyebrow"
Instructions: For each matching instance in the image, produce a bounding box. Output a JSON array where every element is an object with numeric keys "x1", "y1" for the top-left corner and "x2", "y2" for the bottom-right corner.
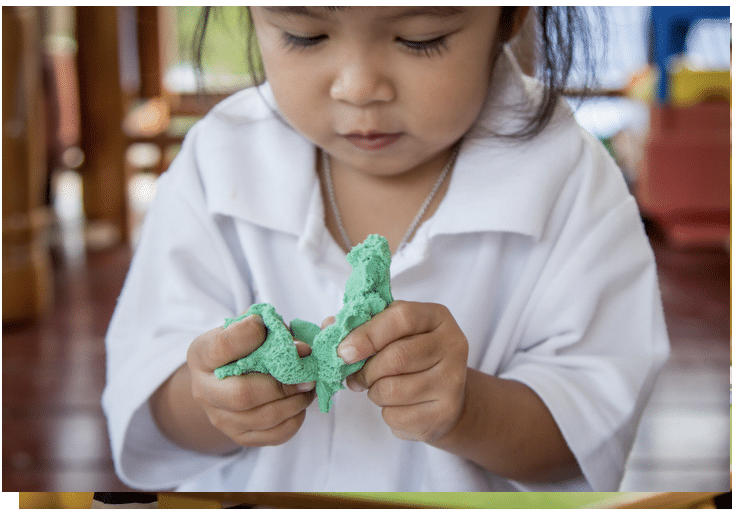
[
  {"x1": 384, "y1": 6, "x2": 467, "y2": 21},
  {"x1": 262, "y1": 6, "x2": 466, "y2": 21},
  {"x1": 262, "y1": 7, "x2": 331, "y2": 19}
]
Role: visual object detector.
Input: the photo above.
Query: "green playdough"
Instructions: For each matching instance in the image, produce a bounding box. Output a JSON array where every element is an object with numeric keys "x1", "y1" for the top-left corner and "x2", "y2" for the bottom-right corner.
[{"x1": 215, "y1": 234, "x2": 394, "y2": 412}]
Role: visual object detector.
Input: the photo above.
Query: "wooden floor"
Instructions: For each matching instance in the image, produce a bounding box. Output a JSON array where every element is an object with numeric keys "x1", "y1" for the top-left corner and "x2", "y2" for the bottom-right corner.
[
  {"x1": 4, "y1": 246, "x2": 136, "y2": 491},
  {"x1": 3, "y1": 228, "x2": 730, "y2": 492}
]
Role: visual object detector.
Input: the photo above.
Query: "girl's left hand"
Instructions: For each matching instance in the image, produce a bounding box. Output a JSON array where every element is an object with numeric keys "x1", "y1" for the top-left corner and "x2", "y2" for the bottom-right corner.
[{"x1": 337, "y1": 300, "x2": 469, "y2": 443}]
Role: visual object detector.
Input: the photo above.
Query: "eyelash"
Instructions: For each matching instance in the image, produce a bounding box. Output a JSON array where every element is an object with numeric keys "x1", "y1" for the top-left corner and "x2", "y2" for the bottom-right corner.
[
  {"x1": 280, "y1": 32, "x2": 449, "y2": 57},
  {"x1": 397, "y1": 35, "x2": 448, "y2": 57},
  {"x1": 281, "y1": 32, "x2": 327, "y2": 50}
]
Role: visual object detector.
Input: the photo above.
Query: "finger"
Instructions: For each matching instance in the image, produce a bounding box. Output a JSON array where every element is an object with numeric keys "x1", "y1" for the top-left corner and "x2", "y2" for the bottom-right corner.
[
  {"x1": 321, "y1": 316, "x2": 336, "y2": 329},
  {"x1": 361, "y1": 371, "x2": 435, "y2": 407},
  {"x1": 294, "y1": 340, "x2": 312, "y2": 358},
  {"x1": 337, "y1": 301, "x2": 443, "y2": 364},
  {"x1": 349, "y1": 333, "x2": 441, "y2": 391},
  {"x1": 204, "y1": 372, "x2": 315, "y2": 412},
  {"x1": 190, "y1": 314, "x2": 267, "y2": 372},
  {"x1": 230, "y1": 408, "x2": 310, "y2": 447},
  {"x1": 346, "y1": 338, "x2": 427, "y2": 392},
  {"x1": 237, "y1": 390, "x2": 316, "y2": 433},
  {"x1": 210, "y1": 394, "x2": 314, "y2": 447}
]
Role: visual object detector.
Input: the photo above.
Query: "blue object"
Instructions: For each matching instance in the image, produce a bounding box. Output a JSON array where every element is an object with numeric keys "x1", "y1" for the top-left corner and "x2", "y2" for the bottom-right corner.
[{"x1": 649, "y1": 6, "x2": 729, "y2": 103}]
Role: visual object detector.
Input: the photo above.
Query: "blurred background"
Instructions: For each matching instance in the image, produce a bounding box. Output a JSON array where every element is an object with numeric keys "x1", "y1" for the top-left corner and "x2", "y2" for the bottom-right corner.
[{"x1": 2, "y1": 5, "x2": 730, "y2": 503}]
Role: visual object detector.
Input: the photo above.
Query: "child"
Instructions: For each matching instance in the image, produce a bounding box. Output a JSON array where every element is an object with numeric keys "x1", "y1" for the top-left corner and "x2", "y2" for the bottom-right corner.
[{"x1": 103, "y1": 7, "x2": 669, "y2": 492}]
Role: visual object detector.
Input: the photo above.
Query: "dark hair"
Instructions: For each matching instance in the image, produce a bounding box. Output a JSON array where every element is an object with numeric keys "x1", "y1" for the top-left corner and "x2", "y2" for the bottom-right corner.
[{"x1": 192, "y1": 6, "x2": 603, "y2": 140}]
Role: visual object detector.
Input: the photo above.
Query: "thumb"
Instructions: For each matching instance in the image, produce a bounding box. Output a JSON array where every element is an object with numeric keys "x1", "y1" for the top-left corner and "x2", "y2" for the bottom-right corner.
[
  {"x1": 294, "y1": 340, "x2": 312, "y2": 358},
  {"x1": 321, "y1": 316, "x2": 336, "y2": 329},
  {"x1": 191, "y1": 314, "x2": 267, "y2": 372}
]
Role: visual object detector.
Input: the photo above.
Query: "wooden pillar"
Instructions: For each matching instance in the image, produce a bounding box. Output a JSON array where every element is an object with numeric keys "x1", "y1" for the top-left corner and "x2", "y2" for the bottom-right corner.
[
  {"x1": 75, "y1": 6, "x2": 128, "y2": 245},
  {"x1": 136, "y1": 6, "x2": 163, "y2": 99},
  {"x1": 2, "y1": 6, "x2": 53, "y2": 322}
]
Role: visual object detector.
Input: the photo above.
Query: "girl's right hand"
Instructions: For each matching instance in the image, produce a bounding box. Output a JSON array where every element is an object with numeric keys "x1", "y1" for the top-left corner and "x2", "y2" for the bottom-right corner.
[{"x1": 186, "y1": 314, "x2": 316, "y2": 447}]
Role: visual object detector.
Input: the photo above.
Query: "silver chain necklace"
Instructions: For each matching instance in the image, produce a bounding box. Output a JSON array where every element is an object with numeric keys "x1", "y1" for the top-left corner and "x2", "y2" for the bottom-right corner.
[{"x1": 322, "y1": 145, "x2": 459, "y2": 253}]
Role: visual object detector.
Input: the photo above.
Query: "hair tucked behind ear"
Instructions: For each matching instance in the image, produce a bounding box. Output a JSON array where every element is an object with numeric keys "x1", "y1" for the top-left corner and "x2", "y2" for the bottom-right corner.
[
  {"x1": 512, "y1": 6, "x2": 604, "y2": 139},
  {"x1": 192, "y1": 6, "x2": 604, "y2": 140}
]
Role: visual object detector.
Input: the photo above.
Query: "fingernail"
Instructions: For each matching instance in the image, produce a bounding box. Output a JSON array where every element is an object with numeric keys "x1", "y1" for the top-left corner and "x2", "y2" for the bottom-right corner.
[
  {"x1": 247, "y1": 314, "x2": 264, "y2": 326},
  {"x1": 296, "y1": 381, "x2": 315, "y2": 392},
  {"x1": 347, "y1": 378, "x2": 366, "y2": 392},
  {"x1": 338, "y1": 344, "x2": 359, "y2": 364}
]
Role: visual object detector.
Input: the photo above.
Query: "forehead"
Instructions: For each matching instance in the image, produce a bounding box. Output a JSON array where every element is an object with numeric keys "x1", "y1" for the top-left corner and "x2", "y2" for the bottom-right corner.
[{"x1": 262, "y1": 6, "x2": 468, "y2": 22}]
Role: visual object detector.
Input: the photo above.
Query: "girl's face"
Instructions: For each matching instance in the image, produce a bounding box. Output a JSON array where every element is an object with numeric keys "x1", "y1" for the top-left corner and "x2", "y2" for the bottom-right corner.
[{"x1": 250, "y1": 7, "x2": 502, "y2": 178}]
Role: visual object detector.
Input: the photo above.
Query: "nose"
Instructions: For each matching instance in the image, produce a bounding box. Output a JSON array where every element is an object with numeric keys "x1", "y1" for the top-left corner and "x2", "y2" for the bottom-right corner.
[{"x1": 330, "y1": 51, "x2": 395, "y2": 106}]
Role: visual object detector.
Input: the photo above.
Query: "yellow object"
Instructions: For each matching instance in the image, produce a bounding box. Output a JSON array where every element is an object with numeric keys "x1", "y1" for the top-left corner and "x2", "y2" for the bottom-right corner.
[
  {"x1": 19, "y1": 493, "x2": 59, "y2": 509},
  {"x1": 624, "y1": 65, "x2": 730, "y2": 106},
  {"x1": 158, "y1": 494, "x2": 221, "y2": 508},
  {"x1": 670, "y1": 66, "x2": 730, "y2": 106},
  {"x1": 19, "y1": 493, "x2": 93, "y2": 509}
]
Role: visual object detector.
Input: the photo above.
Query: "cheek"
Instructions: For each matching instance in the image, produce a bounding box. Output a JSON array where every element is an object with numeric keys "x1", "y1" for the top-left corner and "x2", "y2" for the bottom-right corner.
[
  {"x1": 408, "y1": 62, "x2": 490, "y2": 138},
  {"x1": 255, "y1": 28, "x2": 319, "y2": 133},
  {"x1": 261, "y1": 55, "x2": 323, "y2": 136}
]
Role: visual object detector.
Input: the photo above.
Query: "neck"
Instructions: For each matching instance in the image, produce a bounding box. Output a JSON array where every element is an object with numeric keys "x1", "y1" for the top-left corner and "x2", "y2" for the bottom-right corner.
[{"x1": 320, "y1": 144, "x2": 459, "y2": 253}]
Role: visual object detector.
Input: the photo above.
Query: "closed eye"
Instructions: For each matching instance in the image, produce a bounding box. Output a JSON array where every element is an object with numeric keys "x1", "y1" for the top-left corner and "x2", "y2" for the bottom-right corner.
[
  {"x1": 281, "y1": 32, "x2": 328, "y2": 50},
  {"x1": 397, "y1": 35, "x2": 449, "y2": 57}
]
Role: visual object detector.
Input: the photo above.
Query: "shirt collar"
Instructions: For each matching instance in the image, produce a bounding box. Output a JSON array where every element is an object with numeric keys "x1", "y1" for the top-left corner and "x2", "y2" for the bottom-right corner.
[
  {"x1": 200, "y1": 47, "x2": 582, "y2": 242},
  {"x1": 429, "y1": 48, "x2": 581, "y2": 240},
  {"x1": 199, "y1": 83, "x2": 317, "y2": 236}
]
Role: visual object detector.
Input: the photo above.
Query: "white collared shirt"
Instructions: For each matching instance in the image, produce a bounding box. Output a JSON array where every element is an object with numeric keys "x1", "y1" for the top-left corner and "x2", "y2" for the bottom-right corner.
[{"x1": 103, "y1": 49, "x2": 669, "y2": 492}]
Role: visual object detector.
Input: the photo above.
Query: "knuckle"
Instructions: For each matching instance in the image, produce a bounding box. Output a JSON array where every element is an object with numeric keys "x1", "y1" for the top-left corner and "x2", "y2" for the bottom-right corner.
[
  {"x1": 455, "y1": 333, "x2": 469, "y2": 358},
  {"x1": 373, "y1": 377, "x2": 399, "y2": 403},
  {"x1": 387, "y1": 342, "x2": 411, "y2": 374},
  {"x1": 229, "y1": 380, "x2": 257, "y2": 411},
  {"x1": 188, "y1": 331, "x2": 220, "y2": 369},
  {"x1": 186, "y1": 338, "x2": 201, "y2": 365},
  {"x1": 393, "y1": 302, "x2": 417, "y2": 333},
  {"x1": 382, "y1": 408, "x2": 432, "y2": 442},
  {"x1": 252, "y1": 402, "x2": 279, "y2": 427},
  {"x1": 439, "y1": 365, "x2": 464, "y2": 390},
  {"x1": 359, "y1": 327, "x2": 379, "y2": 358},
  {"x1": 190, "y1": 383, "x2": 206, "y2": 406},
  {"x1": 207, "y1": 410, "x2": 229, "y2": 432},
  {"x1": 207, "y1": 330, "x2": 235, "y2": 366},
  {"x1": 433, "y1": 302, "x2": 450, "y2": 317}
]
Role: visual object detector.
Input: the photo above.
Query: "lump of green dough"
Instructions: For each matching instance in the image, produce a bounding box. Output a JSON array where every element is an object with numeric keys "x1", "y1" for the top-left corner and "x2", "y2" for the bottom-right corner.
[
  {"x1": 216, "y1": 303, "x2": 318, "y2": 384},
  {"x1": 214, "y1": 234, "x2": 394, "y2": 413}
]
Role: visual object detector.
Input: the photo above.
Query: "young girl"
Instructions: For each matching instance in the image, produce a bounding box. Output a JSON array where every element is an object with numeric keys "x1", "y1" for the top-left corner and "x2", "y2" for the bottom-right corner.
[{"x1": 103, "y1": 7, "x2": 669, "y2": 492}]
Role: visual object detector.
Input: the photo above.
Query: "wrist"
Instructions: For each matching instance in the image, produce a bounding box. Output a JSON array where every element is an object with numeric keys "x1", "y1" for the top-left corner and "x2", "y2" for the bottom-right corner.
[
  {"x1": 151, "y1": 363, "x2": 241, "y2": 456},
  {"x1": 427, "y1": 368, "x2": 580, "y2": 483}
]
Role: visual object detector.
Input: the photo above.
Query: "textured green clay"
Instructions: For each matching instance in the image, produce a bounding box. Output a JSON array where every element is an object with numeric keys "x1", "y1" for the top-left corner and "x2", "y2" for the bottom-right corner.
[{"x1": 215, "y1": 234, "x2": 394, "y2": 412}]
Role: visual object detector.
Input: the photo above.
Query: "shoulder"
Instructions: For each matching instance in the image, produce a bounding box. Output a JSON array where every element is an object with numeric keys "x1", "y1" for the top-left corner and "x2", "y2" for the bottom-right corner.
[
  {"x1": 206, "y1": 83, "x2": 281, "y2": 125},
  {"x1": 446, "y1": 95, "x2": 629, "y2": 240},
  {"x1": 167, "y1": 82, "x2": 306, "y2": 190},
  {"x1": 160, "y1": 83, "x2": 316, "y2": 230},
  {"x1": 179, "y1": 82, "x2": 290, "y2": 152}
]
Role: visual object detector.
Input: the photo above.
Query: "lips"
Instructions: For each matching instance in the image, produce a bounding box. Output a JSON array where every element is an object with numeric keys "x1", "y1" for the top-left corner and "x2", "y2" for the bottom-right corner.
[{"x1": 344, "y1": 131, "x2": 403, "y2": 150}]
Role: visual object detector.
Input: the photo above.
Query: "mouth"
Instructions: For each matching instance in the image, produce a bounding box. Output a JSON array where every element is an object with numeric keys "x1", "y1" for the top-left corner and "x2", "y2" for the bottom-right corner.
[{"x1": 343, "y1": 131, "x2": 403, "y2": 150}]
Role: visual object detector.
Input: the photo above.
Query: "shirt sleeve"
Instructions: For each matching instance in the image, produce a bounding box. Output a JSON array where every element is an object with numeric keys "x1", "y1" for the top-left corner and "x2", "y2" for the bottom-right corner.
[
  {"x1": 497, "y1": 135, "x2": 670, "y2": 491},
  {"x1": 102, "y1": 124, "x2": 254, "y2": 490}
]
